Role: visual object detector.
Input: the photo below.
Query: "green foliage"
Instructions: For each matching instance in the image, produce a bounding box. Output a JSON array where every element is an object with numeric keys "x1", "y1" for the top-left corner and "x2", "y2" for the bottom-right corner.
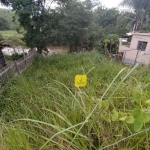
[
  {"x1": 50, "y1": 0, "x2": 93, "y2": 51},
  {"x1": 0, "y1": 33, "x2": 3, "y2": 41},
  {"x1": 116, "y1": 12, "x2": 135, "y2": 36},
  {"x1": 0, "y1": 17, "x2": 9, "y2": 30},
  {"x1": 120, "y1": 0, "x2": 150, "y2": 11},
  {"x1": 10, "y1": 53, "x2": 24, "y2": 60},
  {"x1": 0, "y1": 0, "x2": 47, "y2": 52},
  {"x1": 0, "y1": 30, "x2": 24, "y2": 39},
  {"x1": 95, "y1": 8, "x2": 119, "y2": 34},
  {"x1": 120, "y1": 0, "x2": 150, "y2": 31},
  {"x1": 134, "y1": 120, "x2": 143, "y2": 132},
  {"x1": 102, "y1": 34, "x2": 119, "y2": 53},
  {"x1": 97, "y1": 8, "x2": 119, "y2": 28},
  {"x1": 2, "y1": 0, "x2": 150, "y2": 55},
  {"x1": 1, "y1": 51, "x2": 150, "y2": 149},
  {"x1": 109, "y1": 83, "x2": 150, "y2": 132},
  {"x1": 0, "y1": 0, "x2": 132, "y2": 53},
  {"x1": 132, "y1": 108, "x2": 143, "y2": 120},
  {"x1": 143, "y1": 112, "x2": 150, "y2": 123},
  {"x1": 112, "y1": 109, "x2": 119, "y2": 121},
  {"x1": 0, "y1": 8, "x2": 20, "y2": 30},
  {"x1": 125, "y1": 116, "x2": 135, "y2": 124},
  {"x1": 0, "y1": 37, "x2": 26, "y2": 47},
  {"x1": 93, "y1": 7, "x2": 132, "y2": 52}
]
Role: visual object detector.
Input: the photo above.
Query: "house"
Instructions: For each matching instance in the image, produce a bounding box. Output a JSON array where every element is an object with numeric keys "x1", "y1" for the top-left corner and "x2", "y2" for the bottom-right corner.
[{"x1": 118, "y1": 32, "x2": 150, "y2": 65}]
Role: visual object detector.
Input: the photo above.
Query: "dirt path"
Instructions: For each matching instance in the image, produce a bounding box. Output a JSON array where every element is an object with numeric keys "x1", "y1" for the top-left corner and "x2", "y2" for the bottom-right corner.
[{"x1": 46, "y1": 45, "x2": 69, "y2": 54}]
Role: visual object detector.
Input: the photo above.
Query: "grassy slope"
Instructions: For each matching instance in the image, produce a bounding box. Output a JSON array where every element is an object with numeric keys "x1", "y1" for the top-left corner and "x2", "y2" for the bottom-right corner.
[
  {"x1": 0, "y1": 30, "x2": 23, "y2": 39},
  {"x1": 0, "y1": 8, "x2": 23, "y2": 39},
  {"x1": 1, "y1": 51, "x2": 150, "y2": 149}
]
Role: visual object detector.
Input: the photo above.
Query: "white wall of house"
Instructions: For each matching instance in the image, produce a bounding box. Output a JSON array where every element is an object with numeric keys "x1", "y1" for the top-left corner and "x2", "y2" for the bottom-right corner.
[
  {"x1": 2, "y1": 46, "x2": 30, "y2": 56},
  {"x1": 119, "y1": 33, "x2": 150, "y2": 65}
]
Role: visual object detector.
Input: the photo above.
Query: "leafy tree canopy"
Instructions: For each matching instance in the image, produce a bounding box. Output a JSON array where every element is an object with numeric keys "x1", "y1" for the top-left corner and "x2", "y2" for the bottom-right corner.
[
  {"x1": 120, "y1": 0, "x2": 150, "y2": 31},
  {"x1": 0, "y1": 0, "x2": 140, "y2": 53}
]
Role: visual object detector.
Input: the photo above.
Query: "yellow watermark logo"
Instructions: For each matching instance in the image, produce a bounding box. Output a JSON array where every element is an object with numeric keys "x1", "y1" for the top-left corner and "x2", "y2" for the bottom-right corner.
[{"x1": 75, "y1": 74, "x2": 87, "y2": 87}]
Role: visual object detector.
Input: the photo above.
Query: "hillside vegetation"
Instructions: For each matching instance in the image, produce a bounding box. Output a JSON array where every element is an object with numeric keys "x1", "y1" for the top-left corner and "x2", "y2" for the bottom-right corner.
[
  {"x1": 0, "y1": 30, "x2": 23, "y2": 39},
  {"x1": 0, "y1": 8, "x2": 23, "y2": 40},
  {"x1": 0, "y1": 8, "x2": 19, "y2": 30},
  {"x1": 1, "y1": 51, "x2": 150, "y2": 149}
]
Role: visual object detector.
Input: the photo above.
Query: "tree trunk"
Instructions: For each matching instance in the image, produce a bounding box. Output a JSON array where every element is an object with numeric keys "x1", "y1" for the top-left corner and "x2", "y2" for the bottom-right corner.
[
  {"x1": 135, "y1": 10, "x2": 146, "y2": 31},
  {"x1": 37, "y1": 47, "x2": 42, "y2": 53},
  {"x1": 69, "y1": 45, "x2": 76, "y2": 52},
  {"x1": 13, "y1": 46, "x2": 17, "y2": 54}
]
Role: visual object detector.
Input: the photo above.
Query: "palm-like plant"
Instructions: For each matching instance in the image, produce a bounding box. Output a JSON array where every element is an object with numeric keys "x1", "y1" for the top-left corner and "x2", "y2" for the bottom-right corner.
[
  {"x1": 120, "y1": 0, "x2": 150, "y2": 10},
  {"x1": 120, "y1": 0, "x2": 150, "y2": 31}
]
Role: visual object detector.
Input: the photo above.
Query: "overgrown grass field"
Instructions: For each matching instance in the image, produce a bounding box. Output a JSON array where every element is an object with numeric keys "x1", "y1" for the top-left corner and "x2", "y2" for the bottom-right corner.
[{"x1": 1, "y1": 51, "x2": 150, "y2": 149}]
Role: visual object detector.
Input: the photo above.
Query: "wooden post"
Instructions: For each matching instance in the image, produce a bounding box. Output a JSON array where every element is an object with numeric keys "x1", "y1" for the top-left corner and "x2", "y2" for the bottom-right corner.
[
  {"x1": 23, "y1": 48, "x2": 28, "y2": 67},
  {"x1": 14, "y1": 60, "x2": 20, "y2": 74},
  {"x1": 122, "y1": 51, "x2": 126, "y2": 63},
  {"x1": 0, "y1": 47, "x2": 7, "y2": 69},
  {"x1": 0, "y1": 75, "x2": 4, "y2": 88},
  {"x1": 134, "y1": 50, "x2": 139, "y2": 65}
]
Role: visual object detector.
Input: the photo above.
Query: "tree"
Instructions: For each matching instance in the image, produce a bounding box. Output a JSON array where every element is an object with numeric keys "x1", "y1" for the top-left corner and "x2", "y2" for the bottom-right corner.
[
  {"x1": 0, "y1": 17, "x2": 9, "y2": 30},
  {"x1": 103, "y1": 34, "x2": 119, "y2": 54},
  {"x1": 56, "y1": 0, "x2": 93, "y2": 52},
  {"x1": 120, "y1": 0, "x2": 150, "y2": 10},
  {"x1": 1, "y1": 0, "x2": 133, "y2": 54},
  {"x1": 116, "y1": 12, "x2": 135, "y2": 36},
  {"x1": 120, "y1": 0, "x2": 150, "y2": 31},
  {"x1": 42, "y1": 0, "x2": 94, "y2": 52},
  {"x1": 94, "y1": 7, "x2": 121, "y2": 35},
  {"x1": 1, "y1": 0, "x2": 47, "y2": 53},
  {"x1": 1, "y1": 0, "x2": 94, "y2": 52}
]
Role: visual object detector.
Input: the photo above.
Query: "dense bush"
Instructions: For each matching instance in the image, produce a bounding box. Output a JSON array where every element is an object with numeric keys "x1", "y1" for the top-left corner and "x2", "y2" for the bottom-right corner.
[{"x1": 4, "y1": 53, "x2": 24, "y2": 61}]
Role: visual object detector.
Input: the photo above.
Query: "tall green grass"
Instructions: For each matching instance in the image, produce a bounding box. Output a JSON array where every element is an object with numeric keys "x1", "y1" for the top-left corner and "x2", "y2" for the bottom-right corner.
[{"x1": 1, "y1": 51, "x2": 150, "y2": 149}]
